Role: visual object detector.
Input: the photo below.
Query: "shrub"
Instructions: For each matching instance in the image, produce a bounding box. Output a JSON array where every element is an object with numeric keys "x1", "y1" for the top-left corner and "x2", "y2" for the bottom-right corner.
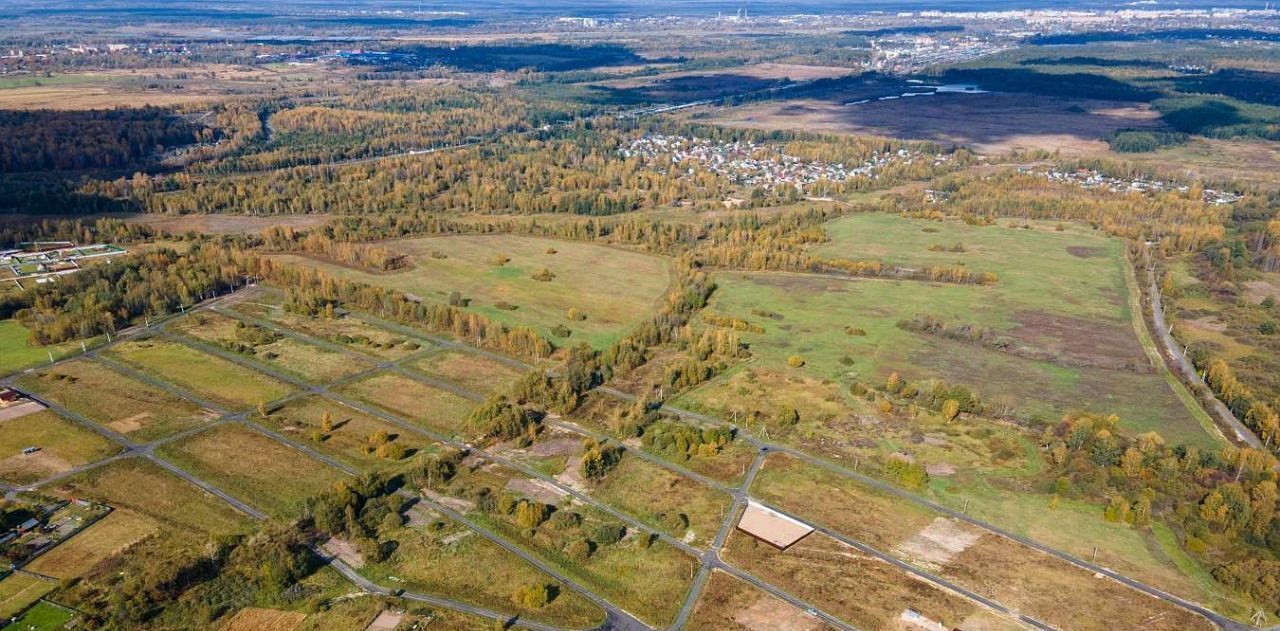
[
  {"x1": 591, "y1": 523, "x2": 627, "y2": 546},
  {"x1": 786, "y1": 355, "x2": 805, "y2": 368},
  {"x1": 490, "y1": 254, "x2": 510, "y2": 266},
  {"x1": 565, "y1": 538, "x2": 594, "y2": 560},
  {"x1": 567, "y1": 307, "x2": 586, "y2": 321},
  {"x1": 512, "y1": 583, "x2": 553, "y2": 609},
  {"x1": 531, "y1": 268, "x2": 556, "y2": 282}
]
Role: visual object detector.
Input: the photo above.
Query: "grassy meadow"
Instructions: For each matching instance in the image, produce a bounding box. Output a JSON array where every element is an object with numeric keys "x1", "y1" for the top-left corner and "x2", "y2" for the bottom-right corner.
[
  {"x1": 408, "y1": 349, "x2": 527, "y2": 396},
  {"x1": 156, "y1": 424, "x2": 347, "y2": 518},
  {"x1": 170, "y1": 311, "x2": 375, "y2": 384},
  {"x1": 52, "y1": 459, "x2": 253, "y2": 536},
  {"x1": 0, "y1": 319, "x2": 99, "y2": 377},
  {"x1": 334, "y1": 373, "x2": 477, "y2": 438},
  {"x1": 270, "y1": 234, "x2": 671, "y2": 348},
  {"x1": 361, "y1": 520, "x2": 605, "y2": 628},
  {"x1": 25, "y1": 510, "x2": 160, "y2": 580},
  {"x1": 106, "y1": 338, "x2": 298, "y2": 410},
  {"x1": 684, "y1": 214, "x2": 1217, "y2": 447},
  {"x1": 253, "y1": 395, "x2": 440, "y2": 471}
]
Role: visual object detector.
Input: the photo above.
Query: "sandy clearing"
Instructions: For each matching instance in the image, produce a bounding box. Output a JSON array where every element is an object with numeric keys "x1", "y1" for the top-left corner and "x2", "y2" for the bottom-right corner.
[{"x1": 892, "y1": 518, "x2": 984, "y2": 568}]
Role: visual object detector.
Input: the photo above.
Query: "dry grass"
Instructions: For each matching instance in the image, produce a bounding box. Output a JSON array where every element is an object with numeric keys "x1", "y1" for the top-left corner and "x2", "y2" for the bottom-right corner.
[
  {"x1": 685, "y1": 570, "x2": 833, "y2": 631},
  {"x1": 53, "y1": 458, "x2": 253, "y2": 536},
  {"x1": 335, "y1": 373, "x2": 476, "y2": 438},
  {"x1": 219, "y1": 607, "x2": 307, "y2": 631},
  {"x1": 751, "y1": 454, "x2": 936, "y2": 551},
  {"x1": 941, "y1": 535, "x2": 1215, "y2": 631},
  {"x1": 0, "y1": 409, "x2": 122, "y2": 485},
  {"x1": 723, "y1": 530, "x2": 981, "y2": 629},
  {"x1": 25, "y1": 510, "x2": 159, "y2": 580},
  {"x1": 156, "y1": 424, "x2": 346, "y2": 518},
  {"x1": 409, "y1": 349, "x2": 526, "y2": 396},
  {"x1": 0, "y1": 574, "x2": 56, "y2": 619},
  {"x1": 107, "y1": 338, "x2": 297, "y2": 410},
  {"x1": 171, "y1": 311, "x2": 374, "y2": 384},
  {"x1": 254, "y1": 395, "x2": 440, "y2": 471},
  {"x1": 14, "y1": 359, "x2": 217, "y2": 442}
]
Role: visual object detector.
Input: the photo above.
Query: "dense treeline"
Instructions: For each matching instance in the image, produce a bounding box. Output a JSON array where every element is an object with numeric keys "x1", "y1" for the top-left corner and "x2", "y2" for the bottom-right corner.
[
  {"x1": 1044, "y1": 412, "x2": 1280, "y2": 612},
  {"x1": 60, "y1": 521, "x2": 318, "y2": 629},
  {"x1": 910, "y1": 169, "x2": 1228, "y2": 252},
  {"x1": 202, "y1": 86, "x2": 584, "y2": 173},
  {"x1": 260, "y1": 225, "x2": 407, "y2": 272},
  {"x1": 0, "y1": 245, "x2": 257, "y2": 343},
  {"x1": 0, "y1": 107, "x2": 206, "y2": 172},
  {"x1": 270, "y1": 261, "x2": 552, "y2": 359},
  {"x1": 0, "y1": 216, "x2": 155, "y2": 248}
]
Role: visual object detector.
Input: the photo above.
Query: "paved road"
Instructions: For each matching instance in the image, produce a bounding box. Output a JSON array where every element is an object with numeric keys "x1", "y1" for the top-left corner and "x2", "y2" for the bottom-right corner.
[{"x1": 1142, "y1": 252, "x2": 1263, "y2": 449}]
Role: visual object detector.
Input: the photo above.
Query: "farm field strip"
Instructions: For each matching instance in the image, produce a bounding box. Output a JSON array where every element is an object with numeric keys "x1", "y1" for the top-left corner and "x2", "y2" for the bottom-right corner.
[
  {"x1": 164, "y1": 306, "x2": 866, "y2": 628},
  {"x1": 152, "y1": 302, "x2": 862, "y2": 627}
]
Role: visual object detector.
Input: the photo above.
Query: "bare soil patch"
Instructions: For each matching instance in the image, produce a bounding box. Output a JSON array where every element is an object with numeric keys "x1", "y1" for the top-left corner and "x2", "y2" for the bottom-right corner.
[
  {"x1": 0, "y1": 401, "x2": 45, "y2": 424},
  {"x1": 323, "y1": 537, "x2": 366, "y2": 569},
  {"x1": 1244, "y1": 278, "x2": 1280, "y2": 304},
  {"x1": 363, "y1": 610, "x2": 403, "y2": 631},
  {"x1": 733, "y1": 592, "x2": 823, "y2": 631},
  {"x1": 892, "y1": 518, "x2": 984, "y2": 568},
  {"x1": 0, "y1": 450, "x2": 72, "y2": 480},
  {"x1": 1007, "y1": 311, "x2": 1150, "y2": 372},
  {"x1": 527, "y1": 437, "x2": 581, "y2": 457},
  {"x1": 1066, "y1": 246, "x2": 1107, "y2": 258},
  {"x1": 504, "y1": 477, "x2": 569, "y2": 505},
  {"x1": 422, "y1": 489, "x2": 475, "y2": 513},
  {"x1": 108, "y1": 412, "x2": 153, "y2": 434}
]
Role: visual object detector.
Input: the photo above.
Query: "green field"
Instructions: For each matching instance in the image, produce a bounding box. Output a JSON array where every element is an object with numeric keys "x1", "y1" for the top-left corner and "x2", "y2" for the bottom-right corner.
[
  {"x1": 0, "y1": 320, "x2": 97, "y2": 377},
  {"x1": 156, "y1": 424, "x2": 347, "y2": 518},
  {"x1": 0, "y1": 409, "x2": 122, "y2": 485},
  {"x1": 15, "y1": 360, "x2": 217, "y2": 442},
  {"x1": 106, "y1": 337, "x2": 298, "y2": 410},
  {"x1": 170, "y1": 311, "x2": 375, "y2": 384},
  {"x1": 334, "y1": 373, "x2": 477, "y2": 438},
  {"x1": 408, "y1": 349, "x2": 527, "y2": 396},
  {"x1": 5, "y1": 601, "x2": 74, "y2": 630},
  {"x1": 685, "y1": 213, "x2": 1217, "y2": 447},
  {"x1": 253, "y1": 395, "x2": 440, "y2": 471},
  {"x1": 271, "y1": 234, "x2": 672, "y2": 348},
  {"x1": 53, "y1": 459, "x2": 253, "y2": 536}
]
